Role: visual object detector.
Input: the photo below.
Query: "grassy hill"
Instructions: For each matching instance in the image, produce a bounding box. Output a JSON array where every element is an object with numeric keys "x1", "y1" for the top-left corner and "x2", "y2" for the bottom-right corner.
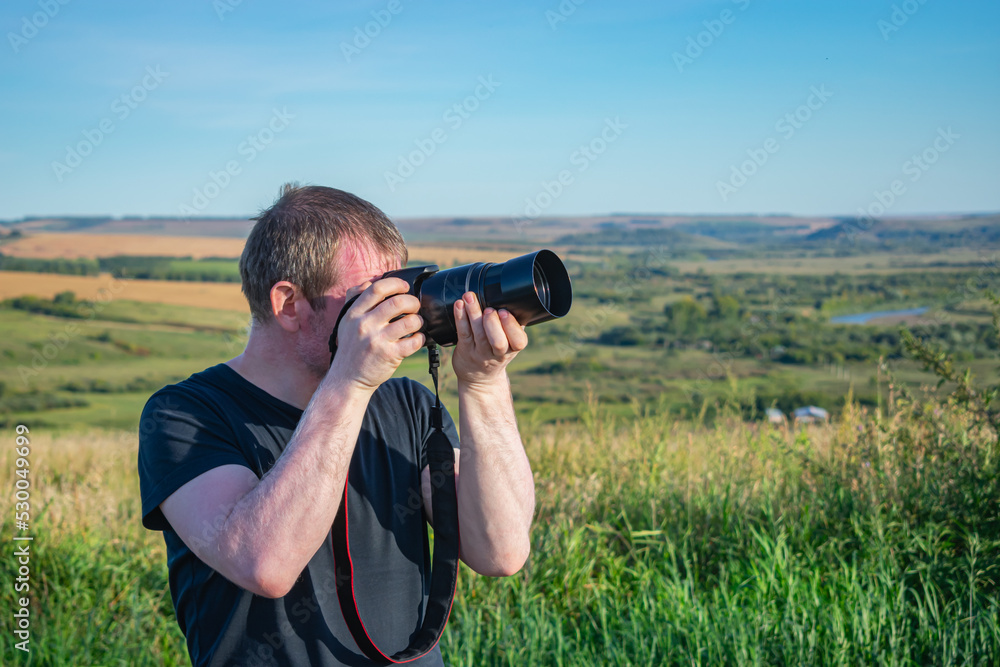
[{"x1": 2, "y1": 366, "x2": 997, "y2": 664}]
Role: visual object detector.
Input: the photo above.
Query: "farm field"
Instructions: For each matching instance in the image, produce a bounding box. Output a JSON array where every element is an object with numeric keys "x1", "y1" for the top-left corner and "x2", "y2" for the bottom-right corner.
[
  {"x1": 1, "y1": 230, "x2": 555, "y2": 269},
  {"x1": 0, "y1": 216, "x2": 998, "y2": 664},
  {"x1": 3, "y1": 214, "x2": 1000, "y2": 430},
  {"x1": 670, "y1": 250, "x2": 997, "y2": 275},
  {"x1": 0, "y1": 270, "x2": 248, "y2": 310},
  {"x1": 0, "y1": 232, "x2": 248, "y2": 259}
]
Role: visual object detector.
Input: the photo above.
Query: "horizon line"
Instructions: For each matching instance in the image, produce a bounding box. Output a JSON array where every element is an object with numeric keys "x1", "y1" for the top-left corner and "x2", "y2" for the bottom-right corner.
[{"x1": 2, "y1": 210, "x2": 999, "y2": 225}]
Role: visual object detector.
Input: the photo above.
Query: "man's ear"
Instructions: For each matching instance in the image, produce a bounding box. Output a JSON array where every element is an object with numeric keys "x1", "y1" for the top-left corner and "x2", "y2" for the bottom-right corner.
[{"x1": 269, "y1": 281, "x2": 305, "y2": 332}]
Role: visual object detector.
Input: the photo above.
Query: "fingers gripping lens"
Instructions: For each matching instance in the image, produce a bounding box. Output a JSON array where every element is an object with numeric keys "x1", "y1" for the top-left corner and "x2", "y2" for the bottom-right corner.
[{"x1": 380, "y1": 249, "x2": 572, "y2": 347}]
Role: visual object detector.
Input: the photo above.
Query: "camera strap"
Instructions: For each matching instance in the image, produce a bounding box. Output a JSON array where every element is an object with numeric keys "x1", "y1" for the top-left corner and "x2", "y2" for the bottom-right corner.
[
  {"x1": 329, "y1": 304, "x2": 460, "y2": 664},
  {"x1": 328, "y1": 293, "x2": 360, "y2": 363}
]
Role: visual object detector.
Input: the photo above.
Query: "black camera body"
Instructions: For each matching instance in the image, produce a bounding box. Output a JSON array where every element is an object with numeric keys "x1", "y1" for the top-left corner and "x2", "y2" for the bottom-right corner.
[
  {"x1": 329, "y1": 249, "x2": 572, "y2": 360},
  {"x1": 381, "y1": 248, "x2": 573, "y2": 347}
]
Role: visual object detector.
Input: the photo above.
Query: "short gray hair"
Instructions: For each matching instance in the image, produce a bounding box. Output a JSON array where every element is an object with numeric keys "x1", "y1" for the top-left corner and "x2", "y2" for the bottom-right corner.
[{"x1": 239, "y1": 183, "x2": 408, "y2": 323}]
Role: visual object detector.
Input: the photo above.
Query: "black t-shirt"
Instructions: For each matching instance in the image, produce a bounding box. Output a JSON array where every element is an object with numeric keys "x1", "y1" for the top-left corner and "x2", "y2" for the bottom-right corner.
[{"x1": 138, "y1": 363, "x2": 459, "y2": 667}]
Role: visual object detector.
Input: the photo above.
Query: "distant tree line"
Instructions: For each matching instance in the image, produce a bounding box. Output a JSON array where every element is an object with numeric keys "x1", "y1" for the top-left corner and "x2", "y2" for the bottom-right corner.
[
  {"x1": 656, "y1": 294, "x2": 996, "y2": 363},
  {"x1": 0, "y1": 254, "x2": 100, "y2": 275},
  {"x1": 0, "y1": 253, "x2": 241, "y2": 282},
  {"x1": 98, "y1": 256, "x2": 240, "y2": 282},
  {"x1": 584, "y1": 268, "x2": 999, "y2": 363},
  {"x1": 3, "y1": 291, "x2": 90, "y2": 318}
]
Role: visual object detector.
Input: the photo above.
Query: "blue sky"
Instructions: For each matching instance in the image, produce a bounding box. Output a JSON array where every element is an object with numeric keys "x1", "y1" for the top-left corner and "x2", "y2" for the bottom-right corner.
[{"x1": 1, "y1": 0, "x2": 997, "y2": 220}]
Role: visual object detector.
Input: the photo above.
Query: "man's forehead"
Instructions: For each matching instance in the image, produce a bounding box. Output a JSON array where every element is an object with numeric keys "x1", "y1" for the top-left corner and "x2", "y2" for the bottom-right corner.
[{"x1": 335, "y1": 241, "x2": 401, "y2": 281}]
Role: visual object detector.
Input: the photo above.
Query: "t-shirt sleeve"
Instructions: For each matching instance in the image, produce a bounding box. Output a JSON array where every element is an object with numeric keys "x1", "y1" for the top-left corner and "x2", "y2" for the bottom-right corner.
[{"x1": 138, "y1": 386, "x2": 254, "y2": 531}]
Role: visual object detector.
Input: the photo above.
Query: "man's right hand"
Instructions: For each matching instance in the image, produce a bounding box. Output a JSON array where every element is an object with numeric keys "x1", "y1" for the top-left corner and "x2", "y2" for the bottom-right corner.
[{"x1": 329, "y1": 277, "x2": 426, "y2": 392}]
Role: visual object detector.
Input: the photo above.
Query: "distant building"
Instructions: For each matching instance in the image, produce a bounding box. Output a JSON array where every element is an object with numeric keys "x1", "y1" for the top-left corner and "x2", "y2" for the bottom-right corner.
[
  {"x1": 766, "y1": 408, "x2": 786, "y2": 424},
  {"x1": 793, "y1": 406, "x2": 829, "y2": 423}
]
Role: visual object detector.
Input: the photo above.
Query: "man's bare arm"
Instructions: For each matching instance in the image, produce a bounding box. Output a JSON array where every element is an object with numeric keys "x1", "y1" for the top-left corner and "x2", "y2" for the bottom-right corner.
[
  {"x1": 159, "y1": 278, "x2": 425, "y2": 598},
  {"x1": 423, "y1": 292, "x2": 534, "y2": 577},
  {"x1": 160, "y1": 376, "x2": 374, "y2": 598},
  {"x1": 454, "y1": 374, "x2": 534, "y2": 576}
]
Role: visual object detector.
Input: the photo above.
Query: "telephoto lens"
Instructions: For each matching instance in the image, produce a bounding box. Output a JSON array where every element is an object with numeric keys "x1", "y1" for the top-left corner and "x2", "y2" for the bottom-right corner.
[{"x1": 383, "y1": 249, "x2": 573, "y2": 347}]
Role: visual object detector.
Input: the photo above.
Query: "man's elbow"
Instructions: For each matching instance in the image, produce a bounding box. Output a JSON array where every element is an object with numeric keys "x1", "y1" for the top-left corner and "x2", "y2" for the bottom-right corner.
[
  {"x1": 240, "y1": 558, "x2": 299, "y2": 599},
  {"x1": 471, "y1": 542, "x2": 531, "y2": 577},
  {"x1": 488, "y1": 554, "x2": 528, "y2": 578},
  {"x1": 248, "y1": 577, "x2": 294, "y2": 600}
]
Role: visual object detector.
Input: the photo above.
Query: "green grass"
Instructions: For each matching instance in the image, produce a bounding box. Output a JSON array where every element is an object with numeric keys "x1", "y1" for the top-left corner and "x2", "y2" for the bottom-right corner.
[
  {"x1": 0, "y1": 431, "x2": 188, "y2": 665},
  {"x1": 93, "y1": 299, "x2": 249, "y2": 330},
  {"x1": 2, "y1": 386, "x2": 997, "y2": 665},
  {"x1": 443, "y1": 390, "x2": 1000, "y2": 665},
  {"x1": 10, "y1": 392, "x2": 157, "y2": 429},
  {"x1": 166, "y1": 258, "x2": 241, "y2": 280}
]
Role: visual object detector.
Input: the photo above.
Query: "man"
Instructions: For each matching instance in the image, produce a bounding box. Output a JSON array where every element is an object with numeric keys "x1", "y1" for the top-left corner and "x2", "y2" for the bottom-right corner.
[{"x1": 138, "y1": 184, "x2": 535, "y2": 666}]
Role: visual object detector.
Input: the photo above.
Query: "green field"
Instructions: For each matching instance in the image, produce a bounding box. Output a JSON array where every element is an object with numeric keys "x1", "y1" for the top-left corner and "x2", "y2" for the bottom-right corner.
[
  {"x1": 5, "y1": 295, "x2": 993, "y2": 431},
  {"x1": 2, "y1": 381, "x2": 998, "y2": 664},
  {"x1": 1, "y1": 227, "x2": 998, "y2": 664},
  {"x1": 4, "y1": 248, "x2": 998, "y2": 430}
]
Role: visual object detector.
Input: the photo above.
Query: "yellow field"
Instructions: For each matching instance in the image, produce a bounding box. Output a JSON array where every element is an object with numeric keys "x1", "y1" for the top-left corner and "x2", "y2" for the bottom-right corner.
[
  {"x1": 405, "y1": 243, "x2": 532, "y2": 266},
  {"x1": 0, "y1": 271, "x2": 248, "y2": 311},
  {"x1": 0, "y1": 233, "x2": 554, "y2": 312},
  {"x1": 2, "y1": 232, "x2": 524, "y2": 267},
  {"x1": 2, "y1": 233, "x2": 248, "y2": 259}
]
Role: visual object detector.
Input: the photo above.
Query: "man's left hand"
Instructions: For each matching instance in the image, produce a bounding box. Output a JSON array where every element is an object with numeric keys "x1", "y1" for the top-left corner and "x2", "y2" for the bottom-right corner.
[{"x1": 451, "y1": 292, "x2": 528, "y2": 388}]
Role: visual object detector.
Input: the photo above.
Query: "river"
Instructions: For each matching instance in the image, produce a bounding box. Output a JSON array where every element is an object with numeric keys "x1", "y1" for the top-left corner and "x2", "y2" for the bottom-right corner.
[{"x1": 829, "y1": 307, "x2": 929, "y2": 325}]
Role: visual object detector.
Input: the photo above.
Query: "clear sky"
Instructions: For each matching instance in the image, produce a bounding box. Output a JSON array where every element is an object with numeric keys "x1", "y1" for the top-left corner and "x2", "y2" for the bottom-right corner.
[{"x1": 1, "y1": 0, "x2": 997, "y2": 220}]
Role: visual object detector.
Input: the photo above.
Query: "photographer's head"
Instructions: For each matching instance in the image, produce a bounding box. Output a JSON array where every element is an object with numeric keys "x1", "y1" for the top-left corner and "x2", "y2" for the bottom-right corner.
[
  {"x1": 240, "y1": 183, "x2": 407, "y2": 325},
  {"x1": 238, "y1": 184, "x2": 407, "y2": 379}
]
